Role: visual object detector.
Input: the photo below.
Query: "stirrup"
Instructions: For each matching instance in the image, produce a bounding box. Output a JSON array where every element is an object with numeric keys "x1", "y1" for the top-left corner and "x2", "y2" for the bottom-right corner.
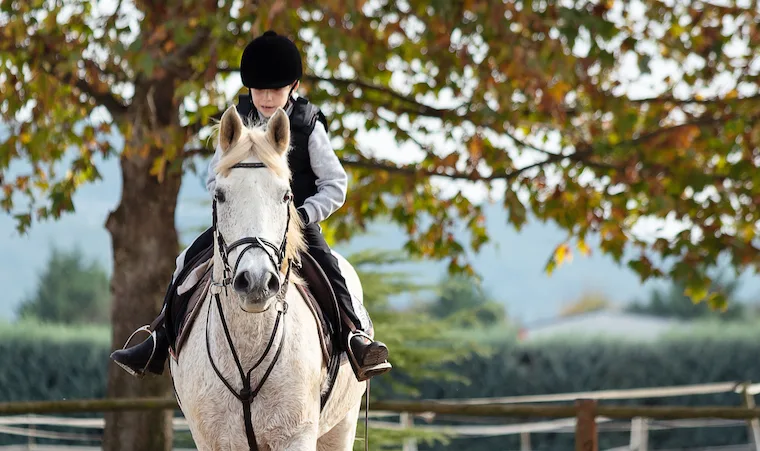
[
  {"x1": 348, "y1": 329, "x2": 373, "y2": 344},
  {"x1": 346, "y1": 330, "x2": 391, "y2": 382},
  {"x1": 115, "y1": 325, "x2": 158, "y2": 378}
]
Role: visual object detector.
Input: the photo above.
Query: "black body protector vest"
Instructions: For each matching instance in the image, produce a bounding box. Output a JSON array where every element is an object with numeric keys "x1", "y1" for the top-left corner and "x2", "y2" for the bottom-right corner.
[{"x1": 236, "y1": 95, "x2": 327, "y2": 208}]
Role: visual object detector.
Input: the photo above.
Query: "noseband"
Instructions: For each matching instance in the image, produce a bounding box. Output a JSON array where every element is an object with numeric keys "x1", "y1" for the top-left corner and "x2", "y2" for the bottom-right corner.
[{"x1": 205, "y1": 161, "x2": 293, "y2": 451}]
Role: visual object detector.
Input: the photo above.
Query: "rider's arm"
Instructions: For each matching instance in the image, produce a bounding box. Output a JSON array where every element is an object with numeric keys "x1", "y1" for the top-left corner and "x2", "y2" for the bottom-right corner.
[{"x1": 299, "y1": 121, "x2": 347, "y2": 225}]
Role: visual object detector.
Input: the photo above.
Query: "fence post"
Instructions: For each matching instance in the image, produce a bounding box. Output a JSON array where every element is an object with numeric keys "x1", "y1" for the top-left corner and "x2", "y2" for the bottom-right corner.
[
  {"x1": 629, "y1": 417, "x2": 649, "y2": 451},
  {"x1": 401, "y1": 412, "x2": 417, "y2": 451},
  {"x1": 26, "y1": 414, "x2": 35, "y2": 450},
  {"x1": 520, "y1": 431, "x2": 532, "y2": 451},
  {"x1": 740, "y1": 382, "x2": 760, "y2": 451},
  {"x1": 575, "y1": 399, "x2": 598, "y2": 451}
]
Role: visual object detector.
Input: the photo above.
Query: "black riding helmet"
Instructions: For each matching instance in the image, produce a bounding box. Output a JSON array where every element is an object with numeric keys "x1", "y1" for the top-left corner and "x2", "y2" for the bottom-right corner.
[{"x1": 240, "y1": 30, "x2": 303, "y2": 89}]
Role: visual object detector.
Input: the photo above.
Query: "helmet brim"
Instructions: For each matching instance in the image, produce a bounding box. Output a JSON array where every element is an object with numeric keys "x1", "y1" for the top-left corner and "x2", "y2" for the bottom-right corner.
[{"x1": 244, "y1": 78, "x2": 298, "y2": 90}]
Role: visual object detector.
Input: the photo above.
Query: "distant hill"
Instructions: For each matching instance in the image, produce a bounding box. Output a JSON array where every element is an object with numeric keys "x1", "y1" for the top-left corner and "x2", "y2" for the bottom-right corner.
[{"x1": 2, "y1": 155, "x2": 758, "y2": 325}]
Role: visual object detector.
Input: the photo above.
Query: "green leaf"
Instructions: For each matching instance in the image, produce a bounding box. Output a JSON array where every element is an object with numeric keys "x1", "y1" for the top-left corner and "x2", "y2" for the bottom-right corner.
[{"x1": 684, "y1": 279, "x2": 711, "y2": 304}]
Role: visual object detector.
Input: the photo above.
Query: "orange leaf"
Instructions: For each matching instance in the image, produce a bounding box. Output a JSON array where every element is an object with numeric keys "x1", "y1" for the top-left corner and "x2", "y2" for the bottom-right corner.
[
  {"x1": 468, "y1": 135, "x2": 483, "y2": 165},
  {"x1": 670, "y1": 125, "x2": 701, "y2": 148},
  {"x1": 440, "y1": 152, "x2": 459, "y2": 167},
  {"x1": 15, "y1": 176, "x2": 29, "y2": 190},
  {"x1": 547, "y1": 81, "x2": 571, "y2": 103}
]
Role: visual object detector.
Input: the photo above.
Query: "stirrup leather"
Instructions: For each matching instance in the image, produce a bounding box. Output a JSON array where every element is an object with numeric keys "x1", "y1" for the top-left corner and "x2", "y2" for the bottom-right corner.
[{"x1": 116, "y1": 325, "x2": 158, "y2": 378}]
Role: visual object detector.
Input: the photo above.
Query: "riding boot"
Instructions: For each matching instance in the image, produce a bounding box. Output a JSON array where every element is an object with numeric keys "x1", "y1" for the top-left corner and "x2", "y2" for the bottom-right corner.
[
  {"x1": 346, "y1": 329, "x2": 392, "y2": 382},
  {"x1": 110, "y1": 325, "x2": 170, "y2": 377}
]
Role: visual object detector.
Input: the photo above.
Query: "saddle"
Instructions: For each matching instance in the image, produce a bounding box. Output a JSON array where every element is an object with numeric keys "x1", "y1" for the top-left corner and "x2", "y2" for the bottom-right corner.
[{"x1": 165, "y1": 250, "x2": 342, "y2": 370}]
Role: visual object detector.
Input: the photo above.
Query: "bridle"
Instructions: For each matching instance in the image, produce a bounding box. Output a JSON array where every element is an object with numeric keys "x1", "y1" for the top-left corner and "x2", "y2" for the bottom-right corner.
[
  {"x1": 211, "y1": 162, "x2": 292, "y2": 290},
  {"x1": 205, "y1": 161, "x2": 292, "y2": 451}
]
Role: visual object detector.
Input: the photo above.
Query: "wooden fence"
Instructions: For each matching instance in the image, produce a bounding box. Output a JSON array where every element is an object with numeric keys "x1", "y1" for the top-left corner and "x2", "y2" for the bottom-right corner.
[{"x1": 2, "y1": 381, "x2": 760, "y2": 451}]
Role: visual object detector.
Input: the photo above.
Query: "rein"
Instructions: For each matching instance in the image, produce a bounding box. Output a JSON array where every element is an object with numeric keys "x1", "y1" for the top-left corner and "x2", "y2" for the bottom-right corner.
[{"x1": 206, "y1": 161, "x2": 292, "y2": 451}]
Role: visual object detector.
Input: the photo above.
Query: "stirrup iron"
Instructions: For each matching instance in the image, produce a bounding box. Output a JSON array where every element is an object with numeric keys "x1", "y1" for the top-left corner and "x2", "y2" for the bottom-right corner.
[{"x1": 116, "y1": 325, "x2": 158, "y2": 378}]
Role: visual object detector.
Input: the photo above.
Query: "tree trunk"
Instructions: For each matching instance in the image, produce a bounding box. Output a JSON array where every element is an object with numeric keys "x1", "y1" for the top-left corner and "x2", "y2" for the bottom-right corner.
[{"x1": 102, "y1": 145, "x2": 182, "y2": 451}]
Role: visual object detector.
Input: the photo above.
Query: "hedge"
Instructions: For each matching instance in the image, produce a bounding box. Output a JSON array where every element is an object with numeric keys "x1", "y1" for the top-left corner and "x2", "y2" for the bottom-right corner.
[
  {"x1": 3, "y1": 321, "x2": 760, "y2": 450},
  {"x1": 0, "y1": 321, "x2": 110, "y2": 446}
]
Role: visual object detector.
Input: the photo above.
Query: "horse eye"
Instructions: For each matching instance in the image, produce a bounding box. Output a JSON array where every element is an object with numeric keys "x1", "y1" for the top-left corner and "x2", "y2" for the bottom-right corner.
[
  {"x1": 283, "y1": 192, "x2": 293, "y2": 203},
  {"x1": 215, "y1": 189, "x2": 226, "y2": 203}
]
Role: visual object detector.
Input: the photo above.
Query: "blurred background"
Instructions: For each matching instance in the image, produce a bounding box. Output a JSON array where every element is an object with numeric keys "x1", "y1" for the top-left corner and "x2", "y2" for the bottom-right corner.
[{"x1": 1, "y1": 0, "x2": 760, "y2": 450}]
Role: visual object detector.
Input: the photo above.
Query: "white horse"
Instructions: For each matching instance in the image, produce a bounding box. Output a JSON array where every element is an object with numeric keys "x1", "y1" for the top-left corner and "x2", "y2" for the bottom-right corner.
[{"x1": 170, "y1": 105, "x2": 367, "y2": 450}]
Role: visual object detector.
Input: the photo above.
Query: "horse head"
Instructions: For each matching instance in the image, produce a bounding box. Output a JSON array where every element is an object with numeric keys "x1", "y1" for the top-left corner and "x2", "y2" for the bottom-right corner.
[{"x1": 211, "y1": 105, "x2": 305, "y2": 313}]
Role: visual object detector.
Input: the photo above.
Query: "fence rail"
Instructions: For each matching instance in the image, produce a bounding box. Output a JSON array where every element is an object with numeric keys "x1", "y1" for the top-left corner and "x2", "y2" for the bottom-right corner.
[
  {"x1": 3, "y1": 380, "x2": 760, "y2": 451},
  {"x1": 3, "y1": 397, "x2": 760, "y2": 420}
]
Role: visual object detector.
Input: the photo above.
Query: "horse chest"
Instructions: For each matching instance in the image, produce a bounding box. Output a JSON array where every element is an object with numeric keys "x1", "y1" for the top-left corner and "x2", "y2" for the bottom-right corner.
[{"x1": 171, "y1": 307, "x2": 322, "y2": 444}]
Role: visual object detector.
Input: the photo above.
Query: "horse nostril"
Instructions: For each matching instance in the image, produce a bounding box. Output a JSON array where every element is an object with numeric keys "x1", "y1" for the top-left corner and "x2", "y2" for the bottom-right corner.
[
  {"x1": 266, "y1": 272, "x2": 280, "y2": 294},
  {"x1": 233, "y1": 272, "x2": 253, "y2": 293}
]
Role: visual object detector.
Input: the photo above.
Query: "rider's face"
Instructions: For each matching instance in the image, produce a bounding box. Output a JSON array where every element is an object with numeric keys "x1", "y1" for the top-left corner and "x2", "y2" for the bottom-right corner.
[{"x1": 251, "y1": 82, "x2": 298, "y2": 118}]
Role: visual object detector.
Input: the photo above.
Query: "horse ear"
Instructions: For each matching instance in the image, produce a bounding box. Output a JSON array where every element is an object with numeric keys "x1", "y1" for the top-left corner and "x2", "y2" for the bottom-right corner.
[
  {"x1": 218, "y1": 105, "x2": 244, "y2": 153},
  {"x1": 266, "y1": 108, "x2": 290, "y2": 154}
]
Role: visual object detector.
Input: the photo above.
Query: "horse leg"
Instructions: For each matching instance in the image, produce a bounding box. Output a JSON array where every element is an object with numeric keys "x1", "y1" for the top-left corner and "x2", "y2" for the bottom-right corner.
[
  {"x1": 266, "y1": 423, "x2": 318, "y2": 451},
  {"x1": 280, "y1": 432, "x2": 318, "y2": 451},
  {"x1": 187, "y1": 435, "x2": 211, "y2": 451},
  {"x1": 317, "y1": 402, "x2": 361, "y2": 451}
]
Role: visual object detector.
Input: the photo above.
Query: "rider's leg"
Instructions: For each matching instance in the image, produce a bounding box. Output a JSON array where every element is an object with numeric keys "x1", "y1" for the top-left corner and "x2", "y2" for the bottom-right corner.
[
  {"x1": 110, "y1": 227, "x2": 214, "y2": 377},
  {"x1": 301, "y1": 223, "x2": 391, "y2": 381}
]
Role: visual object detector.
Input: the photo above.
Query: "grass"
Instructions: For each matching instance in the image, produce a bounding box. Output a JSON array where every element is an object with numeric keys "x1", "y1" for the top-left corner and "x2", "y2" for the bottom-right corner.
[
  {"x1": 443, "y1": 322, "x2": 519, "y2": 346},
  {"x1": 661, "y1": 317, "x2": 760, "y2": 340},
  {"x1": 0, "y1": 319, "x2": 111, "y2": 344}
]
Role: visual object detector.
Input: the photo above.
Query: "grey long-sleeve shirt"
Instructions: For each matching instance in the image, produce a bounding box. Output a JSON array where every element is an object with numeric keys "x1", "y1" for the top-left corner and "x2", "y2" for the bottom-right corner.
[{"x1": 205, "y1": 110, "x2": 347, "y2": 225}]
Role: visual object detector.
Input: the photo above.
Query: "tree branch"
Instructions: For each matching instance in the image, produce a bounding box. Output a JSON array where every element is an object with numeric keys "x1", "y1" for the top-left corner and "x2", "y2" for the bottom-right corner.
[
  {"x1": 183, "y1": 145, "x2": 586, "y2": 182},
  {"x1": 341, "y1": 153, "x2": 577, "y2": 181},
  {"x1": 183, "y1": 109, "x2": 224, "y2": 136},
  {"x1": 184, "y1": 147, "x2": 214, "y2": 159},
  {"x1": 5, "y1": 37, "x2": 131, "y2": 118},
  {"x1": 628, "y1": 92, "x2": 760, "y2": 106},
  {"x1": 627, "y1": 115, "x2": 730, "y2": 145},
  {"x1": 162, "y1": 28, "x2": 212, "y2": 77},
  {"x1": 48, "y1": 64, "x2": 129, "y2": 118},
  {"x1": 303, "y1": 74, "x2": 456, "y2": 119},
  {"x1": 502, "y1": 128, "x2": 562, "y2": 157}
]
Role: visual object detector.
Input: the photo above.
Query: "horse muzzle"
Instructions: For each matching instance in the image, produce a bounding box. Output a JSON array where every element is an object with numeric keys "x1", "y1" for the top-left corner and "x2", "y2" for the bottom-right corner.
[{"x1": 233, "y1": 268, "x2": 281, "y2": 310}]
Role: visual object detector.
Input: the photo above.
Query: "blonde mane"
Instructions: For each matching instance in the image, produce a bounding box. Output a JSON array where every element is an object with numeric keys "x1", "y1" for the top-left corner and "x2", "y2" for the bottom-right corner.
[
  {"x1": 214, "y1": 123, "x2": 291, "y2": 180},
  {"x1": 210, "y1": 121, "x2": 306, "y2": 278}
]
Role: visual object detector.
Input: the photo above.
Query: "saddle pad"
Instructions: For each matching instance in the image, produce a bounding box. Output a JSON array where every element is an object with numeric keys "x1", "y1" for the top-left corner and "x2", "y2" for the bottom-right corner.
[
  {"x1": 171, "y1": 267, "x2": 212, "y2": 359},
  {"x1": 296, "y1": 282, "x2": 332, "y2": 365}
]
